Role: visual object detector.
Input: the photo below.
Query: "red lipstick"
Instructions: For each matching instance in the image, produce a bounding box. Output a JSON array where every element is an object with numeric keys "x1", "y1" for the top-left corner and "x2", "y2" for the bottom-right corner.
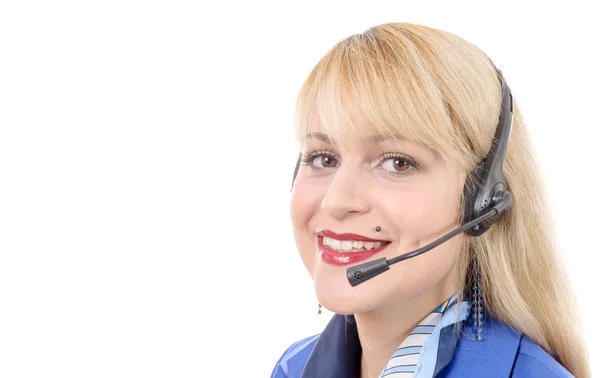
[
  {"x1": 318, "y1": 230, "x2": 388, "y2": 243},
  {"x1": 317, "y1": 230, "x2": 390, "y2": 266}
]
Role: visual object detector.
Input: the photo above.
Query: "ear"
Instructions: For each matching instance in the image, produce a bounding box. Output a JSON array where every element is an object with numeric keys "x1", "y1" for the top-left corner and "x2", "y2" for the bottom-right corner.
[{"x1": 461, "y1": 160, "x2": 485, "y2": 226}]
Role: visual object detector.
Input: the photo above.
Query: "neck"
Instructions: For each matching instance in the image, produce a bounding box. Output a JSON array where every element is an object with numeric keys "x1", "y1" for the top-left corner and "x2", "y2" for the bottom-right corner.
[{"x1": 355, "y1": 283, "x2": 457, "y2": 378}]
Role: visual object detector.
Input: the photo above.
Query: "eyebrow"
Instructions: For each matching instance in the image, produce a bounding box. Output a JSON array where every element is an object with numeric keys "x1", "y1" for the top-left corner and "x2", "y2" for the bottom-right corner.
[
  {"x1": 305, "y1": 132, "x2": 332, "y2": 144},
  {"x1": 304, "y1": 132, "x2": 398, "y2": 144}
]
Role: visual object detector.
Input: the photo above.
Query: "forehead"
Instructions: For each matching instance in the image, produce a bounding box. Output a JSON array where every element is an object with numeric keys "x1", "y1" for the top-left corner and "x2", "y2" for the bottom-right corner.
[{"x1": 295, "y1": 100, "x2": 450, "y2": 158}]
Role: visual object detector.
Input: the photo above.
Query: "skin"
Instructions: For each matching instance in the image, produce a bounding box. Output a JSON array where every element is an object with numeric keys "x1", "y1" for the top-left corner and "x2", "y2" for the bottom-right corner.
[{"x1": 290, "y1": 129, "x2": 467, "y2": 378}]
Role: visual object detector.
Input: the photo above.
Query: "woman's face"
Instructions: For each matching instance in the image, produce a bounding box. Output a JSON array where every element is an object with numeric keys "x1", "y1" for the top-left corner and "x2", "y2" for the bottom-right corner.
[{"x1": 290, "y1": 130, "x2": 466, "y2": 315}]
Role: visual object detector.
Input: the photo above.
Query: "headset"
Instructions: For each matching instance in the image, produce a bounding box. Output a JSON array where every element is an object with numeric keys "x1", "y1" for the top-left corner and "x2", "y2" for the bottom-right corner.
[{"x1": 290, "y1": 65, "x2": 514, "y2": 286}]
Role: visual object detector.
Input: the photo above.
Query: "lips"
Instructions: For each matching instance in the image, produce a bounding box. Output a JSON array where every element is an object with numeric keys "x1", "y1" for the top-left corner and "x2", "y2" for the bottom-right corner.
[
  {"x1": 317, "y1": 230, "x2": 391, "y2": 266},
  {"x1": 318, "y1": 230, "x2": 388, "y2": 243}
]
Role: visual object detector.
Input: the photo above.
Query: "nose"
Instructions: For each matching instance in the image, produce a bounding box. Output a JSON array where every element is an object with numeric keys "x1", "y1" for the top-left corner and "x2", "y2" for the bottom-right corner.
[{"x1": 320, "y1": 164, "x2": 371, "y2": 219}]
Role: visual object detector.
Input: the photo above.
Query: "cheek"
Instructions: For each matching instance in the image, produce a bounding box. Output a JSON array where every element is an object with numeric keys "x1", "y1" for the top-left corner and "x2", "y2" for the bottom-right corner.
[
  {"x1": 289, "y1": 182, "x2": 323, "y2": 275},
  {"x1": 381, "y1": 182, "x2": 463, "y2": 273},
  {"x1": 383, "y1": 192, "x2": 437, "y2": 242},
  {"x1": 290, "y1": 181, "x2": 322, "y2": 228},
  {"x1": 385, "y1": 178, "x2": 462, "y2": 238}
]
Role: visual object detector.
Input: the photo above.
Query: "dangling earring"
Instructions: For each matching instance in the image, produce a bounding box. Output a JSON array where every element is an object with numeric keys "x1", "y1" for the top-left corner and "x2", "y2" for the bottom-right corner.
[
  {"x1": 471, "y1": 259, "x2": 484, "y2": 341},
  {"x1": 317, "y1": 303, "x2": 322, "y2": 315}
]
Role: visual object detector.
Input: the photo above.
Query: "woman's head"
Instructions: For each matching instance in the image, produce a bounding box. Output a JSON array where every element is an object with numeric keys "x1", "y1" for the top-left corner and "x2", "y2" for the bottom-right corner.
[
  {"x1": 289, "y1": 22, "x2": 589, "y2": 377},
  {"x1": 290, "y1": 23, "x2": 500, "y2": 312}
]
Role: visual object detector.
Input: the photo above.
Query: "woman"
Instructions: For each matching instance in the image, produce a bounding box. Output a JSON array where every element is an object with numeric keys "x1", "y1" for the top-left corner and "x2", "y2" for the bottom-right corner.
[{"x1": 271, "y1": 23, "x2": 589, "y2": 377}]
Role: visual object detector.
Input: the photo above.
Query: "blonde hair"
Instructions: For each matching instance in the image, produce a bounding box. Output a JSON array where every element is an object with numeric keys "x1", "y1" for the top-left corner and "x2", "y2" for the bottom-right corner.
[{"x1": 294, "y1": 22, "x2": 590, "y2": 377}]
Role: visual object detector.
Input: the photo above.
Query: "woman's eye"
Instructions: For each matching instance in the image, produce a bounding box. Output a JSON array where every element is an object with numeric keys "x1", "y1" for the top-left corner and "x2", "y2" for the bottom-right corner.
[
  {"x1": 300, "y1": 151, "x2": 340, "y2": 171},
  {"x1": 381, "y1": 157, "x2": 415, "y2": 174},
  {"x1": 314, "y1": 155, "x2": 338, "y2": 168}
]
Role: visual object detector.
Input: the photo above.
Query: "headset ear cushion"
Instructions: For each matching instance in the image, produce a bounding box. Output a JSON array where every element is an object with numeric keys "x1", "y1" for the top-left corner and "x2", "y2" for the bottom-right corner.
[{"x1": 462, "y1": 160, "x2": 485, "y2": 225}]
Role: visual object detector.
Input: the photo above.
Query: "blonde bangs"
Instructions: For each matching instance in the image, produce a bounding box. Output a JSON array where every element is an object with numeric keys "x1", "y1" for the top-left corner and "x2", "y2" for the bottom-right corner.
[{"x1": 295, "y1": 30, "x2": 464, "y2": 162}]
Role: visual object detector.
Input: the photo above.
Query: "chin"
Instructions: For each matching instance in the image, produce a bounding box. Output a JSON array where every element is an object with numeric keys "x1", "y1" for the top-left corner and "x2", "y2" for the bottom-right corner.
[{"x1": 313, "y1": 264, "x2": 391, "y2": 315}]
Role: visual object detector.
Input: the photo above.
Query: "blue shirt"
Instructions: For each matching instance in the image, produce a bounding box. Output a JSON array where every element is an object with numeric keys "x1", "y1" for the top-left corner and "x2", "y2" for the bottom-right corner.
[{"x1": 270, "y1": 294, "x2": 573, "y2": 377}]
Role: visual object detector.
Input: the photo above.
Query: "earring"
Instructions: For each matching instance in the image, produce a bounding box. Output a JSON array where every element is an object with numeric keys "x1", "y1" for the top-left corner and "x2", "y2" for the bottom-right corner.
[
  {"x1": 471, "y1": 259, "x2": 484, "y2": 341},
  {"x1": 317, "y1": 303, "x2": 322, "y2": 315}
]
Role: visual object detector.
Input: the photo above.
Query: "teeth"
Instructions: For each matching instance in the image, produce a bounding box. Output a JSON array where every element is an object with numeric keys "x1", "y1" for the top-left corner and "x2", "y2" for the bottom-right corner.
[
  {"x1": 340, "y1": 241, "x2": 353, "y2": 251},
  {"x1": 322, "y1": 236, "x2": 387, "y2": 252},
  {"x1": 330, "y1": 239, "x2": 341, "y2": 249}
]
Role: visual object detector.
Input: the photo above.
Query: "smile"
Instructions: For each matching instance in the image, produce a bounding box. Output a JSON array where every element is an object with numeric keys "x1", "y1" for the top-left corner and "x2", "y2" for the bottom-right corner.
[
  {"x1": 317, "y1": 230, "x2": 391, "y2": 266},
  {"x1": 323, "y1": 237, "x2": 387, "y2": 252}
]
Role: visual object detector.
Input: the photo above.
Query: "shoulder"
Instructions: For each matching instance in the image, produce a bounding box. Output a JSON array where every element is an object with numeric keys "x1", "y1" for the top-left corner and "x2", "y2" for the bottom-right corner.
[
  {"x1": 512, "y1": 335, "x2": 574, "y2": 377},
  {"x1": 270, "y1": 334, "x2": 320, "y2": 378},
  {"x1": 442, "y1": 317, "x2": 573, "y2": 377}
]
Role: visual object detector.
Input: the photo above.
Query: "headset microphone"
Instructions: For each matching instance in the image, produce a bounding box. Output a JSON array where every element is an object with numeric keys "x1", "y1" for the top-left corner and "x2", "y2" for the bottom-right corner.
[
  {"x1": 346, "y1": 66, "x2": 514, "y2": 287},
  {"x1": 346, "y1": 191, "x2": 512, "y2": 286}
]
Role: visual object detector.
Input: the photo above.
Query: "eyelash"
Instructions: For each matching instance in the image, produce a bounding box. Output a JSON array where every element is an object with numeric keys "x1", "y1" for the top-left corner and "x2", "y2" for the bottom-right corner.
[{"x1": 300, "y1": 150, "x2": 419, "y2": 176}]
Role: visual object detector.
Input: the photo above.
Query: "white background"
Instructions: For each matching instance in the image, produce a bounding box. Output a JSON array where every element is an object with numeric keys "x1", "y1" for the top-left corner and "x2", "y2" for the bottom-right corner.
[{"x1": 1, "y1": 1, "x2": 598, "y2": 377}]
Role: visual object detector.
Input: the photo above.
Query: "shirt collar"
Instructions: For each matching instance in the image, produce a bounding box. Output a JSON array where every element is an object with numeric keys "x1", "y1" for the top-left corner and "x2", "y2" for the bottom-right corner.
[
  {"x1": 378, "y1": 293, "x2": 459, "y2": 377},
  {"x1": 300, "y1": 293, "x2": 469, "y2": 378}
]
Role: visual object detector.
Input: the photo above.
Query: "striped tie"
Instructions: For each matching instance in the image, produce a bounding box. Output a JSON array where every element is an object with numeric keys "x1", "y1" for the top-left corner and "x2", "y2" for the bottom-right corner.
[{"x1": 379, "y1": 296, "x2": 456, "y2": 377}]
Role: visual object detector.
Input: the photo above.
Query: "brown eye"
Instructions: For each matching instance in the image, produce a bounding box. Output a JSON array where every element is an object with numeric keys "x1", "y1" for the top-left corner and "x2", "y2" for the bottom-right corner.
[
  {"x1": 380, "y1": 155, "x2": 416, "y2": 176},
  {"x1": 393, "y1": 158, "x2": 410, "y2": 172},
  {"x1": 320, "y1": 155, "x2": 338, "y2": 168},
  {"x1": 300, "y1": 151, "x2": 340, "y2": 170}
]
